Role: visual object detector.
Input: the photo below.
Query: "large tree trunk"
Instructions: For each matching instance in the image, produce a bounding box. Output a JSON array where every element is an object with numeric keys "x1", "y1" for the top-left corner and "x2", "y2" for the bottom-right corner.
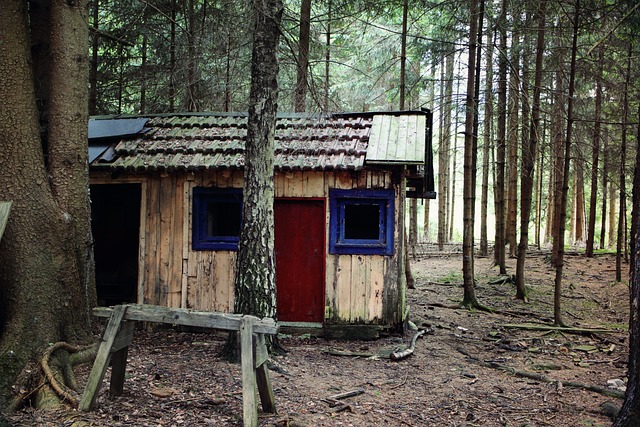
[
  {"x1": 294, "y1": 0, "x2": 311, "y2": 112},
  {"x1": 231, "y1": 0, "x2": 282, "y2": 335},
  {"x1": 515, "y1": 0, "x2": 546, "y2": 302},
  {"x1": 0, "y1": 0, "x2": 94, "y2": 408},
  {"x1": 613, "y1": 105, "x2": 640, "y2": 427}
]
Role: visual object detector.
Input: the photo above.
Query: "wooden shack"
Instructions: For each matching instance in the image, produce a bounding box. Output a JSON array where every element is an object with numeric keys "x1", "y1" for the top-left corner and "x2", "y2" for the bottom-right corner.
[{"x1": 88, "y1": 111, "x2": 435, "y2": 338}]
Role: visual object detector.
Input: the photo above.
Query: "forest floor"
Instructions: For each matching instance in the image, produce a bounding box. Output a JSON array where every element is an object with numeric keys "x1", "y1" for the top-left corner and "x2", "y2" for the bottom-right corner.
[{"x1": 6, "y1": 249, "x2": 631, "y2": 426}]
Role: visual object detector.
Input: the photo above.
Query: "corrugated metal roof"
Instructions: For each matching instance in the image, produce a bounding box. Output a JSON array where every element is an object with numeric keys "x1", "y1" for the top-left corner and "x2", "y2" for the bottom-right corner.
[
  {"x1": 366, "y1": 115, "x2": 426, "y2": 164},
  {"x1": 89, "y1": 112, "x2": 430, "y2": 173}
]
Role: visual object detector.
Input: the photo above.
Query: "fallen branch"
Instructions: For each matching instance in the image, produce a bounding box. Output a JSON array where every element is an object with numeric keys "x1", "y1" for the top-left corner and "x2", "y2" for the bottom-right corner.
[
  {"x1": 324, "y1": 349, "x2": 375, "y2": 358},
  {"x1": 501, "y1": 323, "x2": 618, "y2": 335},
  {"x1": 456, "y1": 347, "x2": 625, "y2": 399},
  {"x1": 328, "y1": 389, "x2": 365, "y2": 400},
  {"x1": 391, "y1": 329, "x2": 429, "y2": 361},
  {"x1": 321, "y1": 388, "x2": 364, "y2": 413}
]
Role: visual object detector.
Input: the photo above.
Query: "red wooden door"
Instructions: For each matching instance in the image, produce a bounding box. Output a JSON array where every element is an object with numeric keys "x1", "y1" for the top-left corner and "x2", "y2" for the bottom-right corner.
[{"x1": 274, "y1": 199, "x2": 325, "y2": 322}]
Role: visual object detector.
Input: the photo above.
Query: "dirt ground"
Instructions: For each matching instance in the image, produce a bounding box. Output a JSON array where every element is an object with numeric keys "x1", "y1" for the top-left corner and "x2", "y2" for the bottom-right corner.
[{"x1": 6, "y1": 249, "x2": 631, "y2": 426}]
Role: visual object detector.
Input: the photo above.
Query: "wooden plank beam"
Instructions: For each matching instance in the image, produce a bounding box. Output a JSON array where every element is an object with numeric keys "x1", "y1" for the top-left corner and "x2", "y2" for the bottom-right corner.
[
  {"x1": 93, "y1": 305, "x2": 278, "y2": 334},
  {"x1": 241, "y1": 317, "x2": 258, "y2": 427},
  {"x1": 79, "y1": 305, "x2": 128, "y2": 411}
]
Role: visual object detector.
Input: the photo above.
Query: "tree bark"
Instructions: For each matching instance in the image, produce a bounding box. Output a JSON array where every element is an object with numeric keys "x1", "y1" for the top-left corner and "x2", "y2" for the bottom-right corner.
[
  {"x1": 230, "y1": 0, "x2": 283, "y2": 354},
  {"x1": 0, "y1": 0, "x2": 94, "y2": 407},
  {"x1": 515, "y1": 0, "x2": 546, "y2": 302},
  {"x1": 294, "y1": 0, "x2": 311, "y2": 112}
]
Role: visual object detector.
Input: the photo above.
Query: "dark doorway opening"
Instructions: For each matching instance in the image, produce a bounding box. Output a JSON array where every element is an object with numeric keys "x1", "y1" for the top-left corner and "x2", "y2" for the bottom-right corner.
[{"x1": 90, "y1": 184, "x2": 141, "y2": 306}]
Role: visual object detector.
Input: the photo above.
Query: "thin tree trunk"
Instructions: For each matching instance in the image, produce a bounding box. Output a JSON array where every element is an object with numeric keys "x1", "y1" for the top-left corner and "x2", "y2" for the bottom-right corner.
[
  {"x1": 600, "y1": 129, "x2": 608, "y2": 249},
  {"x1": 480, "y1": 26, "x2": 494, "y2": 257},
  {"x1": 89, "y1": 0, "x2": 99, "y2": 115},
  {"x1": 506, "y1": 24, "x2": 520, "y2": 258},
  {"x1": 609, "y1": 161, "x2": 617, "y2": 248},
  {"x1": 551, "y1": 65, "x2": 565, "y2": 264},
  {"x1": 186, "y1": 0, "x2": 198, "y2": 112},
  {"x1": 462, "y1": 0, "x2": 480, "y2": 307},
  {"x1": 169, "y1": 0, "x2": 176, "y2": 113},
  {"x1": 140, "y1": 34, "x2": 147, "y2": 114},
  {"x1": 494, "y1": 0, "x2": 508, "y2": 274},
  {"x1": 586, "y1": 47, "x2": 603, "y2": 257},
  {"x1": 553, "y1": 0, "x2": 580, "y2": 326},
  {"x1": 294, "y1": 0, "x2": 311, "y2": 112},
  {"x1": 324, "y1": 0, "x2": 331, "y2": 112},
  {"x1": 438, "y1": 53, "x2": 454, "y2": 250},
  {"x1": 515, "y1": 0, "x2": 546, "y2": 302},
  {"x1": 617, "y1": 42, "x2": 632, "y2": 282},
  {"x1": 573, "y1": 154, "x2": 586, "y2": 243},
  {"x1": 224, "y1": 33, "x2": 232, "y2": 112},
  {"x1": 534, "y1": 124, "x2": 544, "y2": 249}
]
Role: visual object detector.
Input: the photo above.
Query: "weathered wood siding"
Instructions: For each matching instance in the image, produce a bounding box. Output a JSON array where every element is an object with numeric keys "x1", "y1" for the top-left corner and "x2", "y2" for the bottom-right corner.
[{"x1": 90, "y1": 168, "x2": 405, "y2": 326}]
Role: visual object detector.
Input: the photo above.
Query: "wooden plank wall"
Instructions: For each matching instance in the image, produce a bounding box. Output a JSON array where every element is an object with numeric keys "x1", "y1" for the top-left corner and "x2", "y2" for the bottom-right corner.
[
  {"x1": 92, "y1": 168, "x2": 403, "y2": 326},
  {"x1": 324, "y1": 170, "x2": 399, "y2": 325}
]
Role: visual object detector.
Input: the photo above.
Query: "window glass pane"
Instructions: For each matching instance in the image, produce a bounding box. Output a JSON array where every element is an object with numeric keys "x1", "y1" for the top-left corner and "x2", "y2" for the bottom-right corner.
[
  {"x1": 206, "y1": 201, "x2": 241, "y2": 237},
  {"x1": 344, "y1": 203, "x2": 380, "y2": 240}
]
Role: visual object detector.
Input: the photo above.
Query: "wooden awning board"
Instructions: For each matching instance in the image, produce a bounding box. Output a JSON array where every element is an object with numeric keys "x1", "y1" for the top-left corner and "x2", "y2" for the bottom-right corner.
[
  {"x1": 366, "y1": 114, "x2": 426, "y2": 164},
  {"x1": 0, "y1": 201, "x2": 12, "y2": 241}
]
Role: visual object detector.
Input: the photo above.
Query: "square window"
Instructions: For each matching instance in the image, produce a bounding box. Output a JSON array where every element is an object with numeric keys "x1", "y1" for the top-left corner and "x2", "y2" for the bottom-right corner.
[
  {"x1": 329, "y1": 189, "x2": 394, "y2": 255},
  {"x1": 193, "y1": 187, "x2": 242, "y2": 250}
]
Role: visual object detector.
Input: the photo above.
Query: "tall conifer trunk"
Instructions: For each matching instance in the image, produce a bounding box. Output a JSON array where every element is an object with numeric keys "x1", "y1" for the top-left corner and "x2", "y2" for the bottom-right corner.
[{"x1": 515, "y1": 0, "x2": 546, "y2": 302}]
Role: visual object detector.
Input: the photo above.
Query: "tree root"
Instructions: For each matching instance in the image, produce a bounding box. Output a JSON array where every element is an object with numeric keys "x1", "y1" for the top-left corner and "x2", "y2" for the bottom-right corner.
[
  {"x1": 455, "y1": 347, "x2": 625, "y2": 399},
  {"x1": 11, "y1": 342, "x2": 98, "y2": 411}
]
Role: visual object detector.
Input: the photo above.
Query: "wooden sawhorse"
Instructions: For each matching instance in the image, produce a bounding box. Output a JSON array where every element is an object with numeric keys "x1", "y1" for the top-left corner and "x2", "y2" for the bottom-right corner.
[{"x1": 79, "y1": 304, "x2": 278, "y2": 427}]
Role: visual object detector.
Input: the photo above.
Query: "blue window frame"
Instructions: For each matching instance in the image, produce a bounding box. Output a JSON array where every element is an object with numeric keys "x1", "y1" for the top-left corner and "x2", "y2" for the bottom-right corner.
[
  {"x1": 329, "y1": 189, "x2": 394, "y2": 256},
  {"x1": 192, "y1": 187, "x2": 242, "y2": 250}
]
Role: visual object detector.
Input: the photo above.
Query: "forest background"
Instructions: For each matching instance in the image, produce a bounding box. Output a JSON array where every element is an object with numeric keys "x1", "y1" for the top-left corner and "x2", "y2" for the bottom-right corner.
[{"x1": 91, "y1": 0, "x2": 638, "y2": 259}]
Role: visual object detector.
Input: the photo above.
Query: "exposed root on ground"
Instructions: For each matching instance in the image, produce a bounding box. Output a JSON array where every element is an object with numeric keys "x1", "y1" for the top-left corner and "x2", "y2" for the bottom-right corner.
[
  {"x1": 455, "y1": 346, "x2": 625, "y2": 399},
  {"x1": 12, "y1": 342, "x2": 98, "y2": 411}
]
